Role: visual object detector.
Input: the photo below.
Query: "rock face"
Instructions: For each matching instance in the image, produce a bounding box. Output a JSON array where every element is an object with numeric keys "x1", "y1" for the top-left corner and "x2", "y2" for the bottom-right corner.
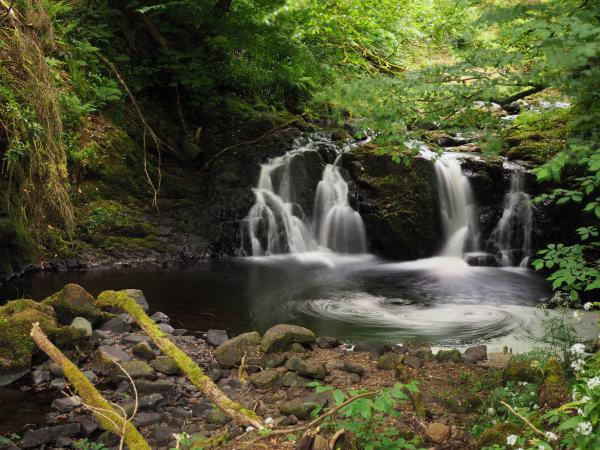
[
  {"x1": 214, "y1": 331, "x2": 261, "y2": 367},
  {"x1": 43, "y1": 284, "x2": 103, "y2": 325},
  {"x1": 343, "y1": 146, "x2": 442, "y2": 259},
  {"x1": 261, "y1": 324, "x2": 316, "y2": 353}
]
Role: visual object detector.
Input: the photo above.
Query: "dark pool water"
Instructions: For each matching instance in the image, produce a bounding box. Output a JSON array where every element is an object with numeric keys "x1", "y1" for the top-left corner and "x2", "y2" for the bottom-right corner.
[{"x1": 0, "y1": 253, "x2": 572, "y2": 349}]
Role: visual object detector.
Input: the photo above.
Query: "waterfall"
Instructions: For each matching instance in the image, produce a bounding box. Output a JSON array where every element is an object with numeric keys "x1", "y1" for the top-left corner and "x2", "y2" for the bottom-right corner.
[
  {"x1": 489, "y1": 170, "x2": 533, "y2": 267},
  {"x1": 313, "y1": 155, "x2": 367, "y2": 253},
  {"x1": 245, "y1": 136, "x2": 367, "y2": 256},
  {"x1": 434, "y1": 154, "x2": 479, "y2": 257}
]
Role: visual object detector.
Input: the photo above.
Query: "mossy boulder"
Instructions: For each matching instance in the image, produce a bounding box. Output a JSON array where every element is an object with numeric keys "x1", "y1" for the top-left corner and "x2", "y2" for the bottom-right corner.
[
  {"x1": 377, "y1": 352, "x2": 402, "y2": 370},
  {"x1": 538, "y1": 358, "x2": 569, "y2": 409},
  {"x1": 261, "y1": 324, "x2": 316, "y2": 353},
  {"x1": 279, "y1": 396, "x2": 325, "y2": 420},
  {"x1": 503, "y1": 359, "x2": 542, "y2": 385},
  {"x1": 214, "y1": 331, "x2": 262, "y2": 367},
  {"x1": 249, "y1": 369, "x2": 281, "y2": 388},
  {"x1": 476, "y1": 422, "x2": 521, "y2": 448},
  {"x1": 0, "y1": 299, "x2": 90, "y2": 386},
  {"x1": 109, "y1": 360, "x2": 156, "y2": 384},
  {"x1": 436, "y1": 349, "x2": 462, "y2": 363},
  {"x1": 149, "y1": 356, "x2": 182, "y2": 375},
  {"x1": 43, "y1": 284, "x2": 103, "y2": 325}
]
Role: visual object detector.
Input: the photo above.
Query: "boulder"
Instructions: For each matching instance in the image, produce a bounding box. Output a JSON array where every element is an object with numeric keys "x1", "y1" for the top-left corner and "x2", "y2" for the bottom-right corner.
[
  {"x1": 279, "y1": 396, "x2": 325, "y2": 420},
  {"x1": 214, "y1": 331, "x2": 261, "y2": 367},
  {"x1": 297, "y1": 360, "x2": 327, "y2": 379},
  {"x1": 150, "y1": 312, "x2": 170, "y2": 323},
  {"x1": 70, "y1": 317, "x2": 92, "y2": 337},
  {"x1": 464, "y1": 345, "x2": 487, "y2": 363},
  {"x1": 21, "y1": 423, "x2": 81, "y2": 448},
  {"x1": 43, "y1": 284, "x2": 103, "y2": 325},
  {"x1": 282, "y1": 372, "x2": 308, "y2": 388},
  {"x1": 377, "y1": 352, "x2": 401, "y2": 370},
  {"x1": 206, "y1": 329, "x2": 229, "y2": 346},
  {"x1": 285, "y1": 355, "x2": 306, "y2": 372},
  {"x1": 400, "y1": 340, "x2": 432, "y2": 358},
  {"x1": 261, "y1": 324, "x2": 316, "y2": 353},
  {"x1": 341, "y1": 362, "x2": 366, "y2": 376},
  {"x1": 436, "y1": 349, "x2": 462, "y2": 363},
  {"x1": 426, "y1": 422, "x2": 450, "y2": 444},
  {"x1": 150, "y1": 356, "x2": 182, "y2": 375},
  {"x1": 262, "y1": 353, "x2": 286, "y2": 369},
  {"x1": 109, "y1": 360, "x2": 156, "y2": 383},
  {"x1": 99, "y1": 316, "x2": 131, "y2": 333},
  {"x1": 403, "y1": 355, "x2": 423, "y2": 369},
  {"x1": 249, "y1": 369, "x2": 281, "y2": 388},
  {"x1": 291, "y1": 342, "x2": 309, "y2": 353},
  {"x1": 353, "y1": 340, "x2": 390, "y2": 356},
  {"x1": 316, "y1": 336, "x2": 340, "y2": 349},
  {"x1": 133, "y1": 341, "x2": 156, "y2": 360}
]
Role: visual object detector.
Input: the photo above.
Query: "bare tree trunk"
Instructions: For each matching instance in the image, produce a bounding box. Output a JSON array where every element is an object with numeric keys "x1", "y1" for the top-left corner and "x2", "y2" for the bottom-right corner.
[
  {"x1": 96, "y1": 290, "x2": 265, "y2": 430},
  {"x1": 30, "y1": 323, "x2": 151, "y2": 450}
]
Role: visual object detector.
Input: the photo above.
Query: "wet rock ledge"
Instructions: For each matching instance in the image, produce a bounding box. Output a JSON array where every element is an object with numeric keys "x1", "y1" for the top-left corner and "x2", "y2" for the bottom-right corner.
[{"x1": 0, "y1": 284, "x2": 560, "y2": 450}]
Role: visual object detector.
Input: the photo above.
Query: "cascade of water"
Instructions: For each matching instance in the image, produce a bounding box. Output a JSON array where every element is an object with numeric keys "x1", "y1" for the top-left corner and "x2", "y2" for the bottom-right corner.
[
  {"x1": 489, "y1": 170, "x2": 533, "y2": 267},
  {"x1": 313, "y1": 155, "x2": 367, "y2": 253},
  {"x1": 434, "y1": 154, "x2": 479, "y2": 257},
  {"x1": 245, "y1": 136, "x2": 367, "y2": 256}
]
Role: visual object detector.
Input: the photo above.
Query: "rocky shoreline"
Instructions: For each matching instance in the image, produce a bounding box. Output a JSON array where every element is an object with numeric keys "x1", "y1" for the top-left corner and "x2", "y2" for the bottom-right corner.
[{"x1": 0, "y1": 284, "x2": 565, "y2": 450}]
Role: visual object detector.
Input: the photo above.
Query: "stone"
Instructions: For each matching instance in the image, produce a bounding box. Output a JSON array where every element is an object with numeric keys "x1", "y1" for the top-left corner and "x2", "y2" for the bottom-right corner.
[
  {"x1": 436, "y1": 349, "x2": 462, "y2": 363},
  {"x1": 80, "y1": 417, "x2": 98, "y2": 435},
  {"x1": 249, "y1": 369, "x2": 281, "y2": 388},
  {"x1": 279, "y1": 397, "x2": 324, "y2": 420},
  {"x1": 400, "y1": 339, "x2": 432, "y2": 358},
  {"x1": 465, "y1": 345, "x2": 487, "y2": 362},
  {"x1": 465, "y1": 253, "x2": 499, "y2": 267},
  {"x1": 353, "y1": 340, "x2": 389, "y2": 356},
  {"x1": 70, "y1": 317, "x2": 92, "y2": 337},
  {"x1": 298, "y1": 361, "x2": 327, "y2": 379},
  {"x1": 206, "y1": 407, "x2": 232, "y2": 425},
  {"x1": 83, "y1": 370, "x2": 98, "y2": 383},
  {"x1": 312, "y1": 435, "x2": 329, "y2": 450},
  {"x1": 291, "y1": 342, "x2": 308, "y2": 353},
  {"x1": 150, "y1": 311, "x2": 170, "y2": 323},
  {"x1": 135, "y1": 379, "x2": 175, "y2": 394},
  {"x1": 99, "y1": 316, "x2": 131, "y2": 333},
  {"x1": 48, "y1": 362, "x2": 64, "y2": 378},
  {"x1": 285, "y1": 355, "x2": 306, "y2": 372},
  {"x1": 207, "y1": 368, "x2": 222, "y2": 382},
  {"x1": 92, "y1": 329, "x2": 111, "y2": 340},
  {"x1": 139, "y1": 393, "x2": 164, "y2": 409},
  {"x1": 96, "y1": 345, "x2": 132, "y2": 371},
  {"x1": 282, "y1": 371, "x2": 307, "y2": 388},
  {"x1": 43, "y1": 284, "x2": 102, "y2": 325},
  {"x1": 152, "y1": 425, "x2": 177, "y2": 444},
  {"x1": 261, "y1": 324, "x2": 316, "y2": 353},
  {"x1": 206, "y1": 329, "x2": 229, "y2": 346},
  {"x1": 133, "y1": 341, "x2": 156, "y2": 360},
  {"x1": 32, "y1": 368, "x2": 45, "y2": 385},
  {"x1": 403, "y1": 355, "x2": 423, "y2": 369},
  {"x1": 348, "y1": 373, "x2": 361, "y2": 383},
  {"x1": 49, "y1": 378, "x2": 66, "y2": 390},
  {"x1": 158, "y1": 323, "x2": 175, "y2": 334},
  {"x1": 214, "y1": 331, "x2": 261, "y2": 367},
  {"x1": 21, "y1": 423, "x2": 81, "y2": 448},
  {"x1": 122, "y1": 334, "x2": 151, "y2": 344},
  {"x1": 150, "y1": 356, "x2": 182, "y2": 375},
  {"x1": 109, "y1": 360, "x2": 155, "y2": 383},
  {"x1": 262, "y1": 353, "x2": 286, "y2": 369},
  {"x1": 173, "y1": 328, "x2": 188, "y2": 336},
  {"x1": 426, "y1": 422, "x2": 450, "y2": 443},
  {"x1": 316, "y1": 336, "x2": 340, "y2": 349},
  {"x1": 51, "y1": 396, "x2": 81, "y2": 413},
  {"x1": 377, "y1": 352, "x2": 400, "y2": 370},
  {"x1": 133, "y1": 412, "x2": 163, "y2": 427},
  {"x1": 123, "y1": 289, "x2": 149, "y2": 311},
  {"x1": 341, "y1": 362, "x2": 366, "y2": 376}
]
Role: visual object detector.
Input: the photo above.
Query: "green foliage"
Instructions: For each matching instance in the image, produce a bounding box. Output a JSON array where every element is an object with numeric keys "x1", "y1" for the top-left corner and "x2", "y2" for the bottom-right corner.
[
  {"x1": 73, "y1": 438, "x2": 109, "y2": 450},
  {"x1": 307, "y1": 381, "x2": 421, "y2": 450}
]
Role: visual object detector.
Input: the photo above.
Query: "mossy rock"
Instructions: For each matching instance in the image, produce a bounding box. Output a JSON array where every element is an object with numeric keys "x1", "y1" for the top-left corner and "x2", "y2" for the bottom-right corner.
[
  {"x1": 249, "y1": 369, "x2": 281, "y2": 388},
  {"x1": 279, "y1": 396, "x2": 325, "y2": 419},
  {"x1": 261, "y1": 324, "x2": 316, "y2": 353},
  {"x1": 43, "y1": 284, "x2": 104, "y2": 325},
  {"x1": 476, "y1": 422, "x2": 521, "y2": 448},
  {"x1": 214, "y1": 331, "x2": 262, "y2": 367},
  {"x1": 436, "y1": 349, "x2": 462, "y2": 363},
  {"x1": 377, "y1": 352, "x2": 402, "y2": 370},
  {"x1": 538, "y1": 358, "x2": 569, "y2": 409},
  {"x1": 503, "y1": 359, "x2": 541, "y2": 385},
  {"x1": 206, "y1": 407, "x2": 232, "y2": 425}
]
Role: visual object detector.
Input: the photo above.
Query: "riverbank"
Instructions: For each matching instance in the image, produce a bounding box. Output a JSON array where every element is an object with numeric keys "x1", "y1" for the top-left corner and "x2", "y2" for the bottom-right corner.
[{"x1": 0, "y1": 284, "x2": 597, "y2": 450}]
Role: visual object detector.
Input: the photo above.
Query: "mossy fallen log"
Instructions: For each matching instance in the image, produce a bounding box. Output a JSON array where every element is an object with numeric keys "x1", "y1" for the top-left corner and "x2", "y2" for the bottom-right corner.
[
  {"x1": 96, "y1": 289, "x2": 264, "y2": 430},
  {"x1": 30, "y1": 323, "x2": 151, "y2": 450}
]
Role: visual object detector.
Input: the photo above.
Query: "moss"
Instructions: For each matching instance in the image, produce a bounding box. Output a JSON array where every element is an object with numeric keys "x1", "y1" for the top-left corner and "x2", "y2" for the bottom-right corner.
[
  {"x1": 43, "y1": 283, "x2": 104, "y2": 325},
  {"x1": 0, "y1": 216, "x2": 35, "y2": 279},
  {"x1": 96, "y1": 290, "x2": 263, "y2": 426},
  {"x1": 476, "y1": 422, "x2": 521, "y2": 448},
  {"x1": 538, "y1": 358, "x2": 569, "y2": 409},
  {"x1": 503, "y1": 359, "x2": 543, "y2": 385}
]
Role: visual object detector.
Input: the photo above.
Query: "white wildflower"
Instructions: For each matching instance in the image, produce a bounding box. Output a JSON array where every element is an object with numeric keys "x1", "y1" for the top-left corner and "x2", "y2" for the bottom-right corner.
[
  {"x1": 581, "y1": 395, "x2": 590, "y2": 403},
  {"x1": 576, "y1": 421, "x2": 592, "y2": 436},
  {"x1": 587, "y1": 376, "x2": 600, "y2": 389},
  {"x1": 577, "y1": 408, "x2": 584, "y2": 415},
  {"x1": 533, "y1": 404, "x2": 539, "y2": 410},
  {"x1": 506, "y1": 434, "x2": 518, "y2": 446},
  {"x1": 487, "y1": 407, "x2": 495, "y2": 414},
  {"x1": 545, "y1": 431, "x2": 558, "y2": 441},
  {"x1": 583, "y1": 302, "x2": 593, "y2": 310},
  {"x1": 245, "y1": 426, "x2": 255, "y2": 433},
  {"x1": 538, "y1": 445, "x2": 545, "y2": 450},
  {"x1": 265, "y1": 417, "x2": 274, "y2": 425},
  {"x1": 518, "y1": 381, "x2": 528, "y2": 386},
  {"x1": 573, "y1": 311, "x2": 582, "y2": 321},
  {"x1": 571, "y1": 359, "x2": 585, "y2": 372},
  {"x1": 570, "y1": 343, "x2": 586, "y2": 356},
  {"x1": 516, "y1": 448, "x2": 524, "y2": 450}
]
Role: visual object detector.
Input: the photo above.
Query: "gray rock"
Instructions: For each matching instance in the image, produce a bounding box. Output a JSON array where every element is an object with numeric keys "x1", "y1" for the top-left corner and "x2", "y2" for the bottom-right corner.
[
  {"x1": 206, "y1": 329, "x2": 229, "y2": 346},
  {"x1": 342, "y1": 362, "x2": 366, "y2": 376},
  {"x1": 0, "y1": 368, "x2": 30, "y2": 387},
  {"x1": 436, "y1": 349, "x2": 462, "y2": 363},
  {"x1": 403, "y1": 355, "x2": 423, "y2": 369},
  {"x1": 214, "y1": 331, "x2": 261, "y2": 367},
  {"x1": 353, "y1": 340, "x2": 390, "y2": 356},
  {"x1": 207, "y1": 368, "x2": 222, "y2": 382},
  {"x1": 92, "y1": 329, "x2": 111, "y2": 340},
  {"x1": 348, "y1": 373, "x2": 361, "y2": 383},
  {"x1": 70, "y1": 317, "x2": 92, "y2": 337},
  {"x1": 79, "y1": 416, "x2": 98, "y2": 435},
  {"x1": 464, "y1": 345, "x2": 487, "y2": 363},
  {"x1": 48, "y1": 362, "x2": 64, "y2": 378},
  {"x1": 139, "y1": 393, "x2": 164, "y2": 409},
  {"x1": 158, "y1": 323, "x2": 175, "y2": 334},
  {"x1": 96, "y1": 345, "x2": 132, "y2": 363},
  {"x1": 261, "y1": 324, "x2": 316, "y2": 353},
  {"x1": 279, "y1": 396, "x2": 325, "y2": 419},
  {"x1": 31, "y1": 368, "x2": 45, "y2": 385},
  {"x1": 51, "y1": 396, "x2": 81, "y2": 413},
  {"x1": 122, "y1": 334, "x2": 151, "y2": 345},
  {"x1": 99, "y1": 316, "x2": 131, "y2": 333},
  {"x1": 262, "y1": 353, "x2": 286, "y2": 369},
  {"x1": 135, "y1": 379, "x2": 175, "y2": 394},
  {"x1": 297, "y1": 361, "x2": 327, "y2": 379},
  {"x1": 290, "y1": 343, "x2": 308, "y2": 353},
  {"x1": 173, "y1": 328, "x2": 188, "y2": 336},
  {"x1": 124, "y1": 289, "x2": 149, "y2": 312},
  {"x1": 282, "y1": 372, "x2": 307, "y2": 388},
  {"x1": 150, "y1": 311, "x2": 170, "y2": 323},
  {"x1": 285, "y1": 356, "x2": 306, "y2": 372},
  {"x1": 83, "y1": 370, "x2": 98, "y2": 383},
  {"x1": 316, "y1": 336, "x2": 340, "y2": 349},
  {"x1": 249, "y1": 369, "x2": 281, "y2": 388},
  {"x1": 151, "y1": 425, "x2": 177, "y2": 444},
  {"x1": 49, "y1": 378, "x2": 66, "y2": 390},
  {"x1": 55, "y1": 436, "x2": 73, "y2": 447},
  {"x1": 21, "y1": 423, "x2": 81, "y2": 448},
  {"x1": 150, "y1": 356, "x2": 182, "y2": 375},
  {"x1": 133, "y1": 412, "x2": 163, "y2": 427},
  {"x1": 109, "y1": 360, "x2": 155, "y2": 383},
  {"x1": 133, "y1": 341, "x2": 156, "y2": 360}
]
